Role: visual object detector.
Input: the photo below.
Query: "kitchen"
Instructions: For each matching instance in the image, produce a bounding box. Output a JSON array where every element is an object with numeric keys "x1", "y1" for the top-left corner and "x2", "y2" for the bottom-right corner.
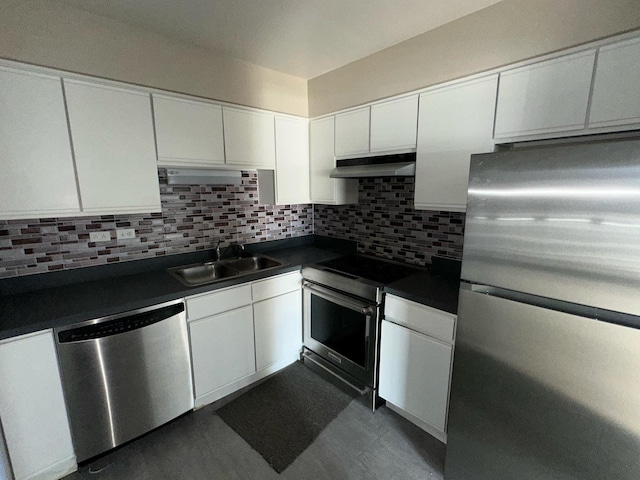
[{"x1": 1, "y1": 1, "x2": 640, "y2": 479}]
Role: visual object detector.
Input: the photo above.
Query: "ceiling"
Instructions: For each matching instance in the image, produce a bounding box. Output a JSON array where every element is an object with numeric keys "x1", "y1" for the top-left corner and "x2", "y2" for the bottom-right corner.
[{"x1": 58, "y1": 0, "x2": 503, "y2": 79}]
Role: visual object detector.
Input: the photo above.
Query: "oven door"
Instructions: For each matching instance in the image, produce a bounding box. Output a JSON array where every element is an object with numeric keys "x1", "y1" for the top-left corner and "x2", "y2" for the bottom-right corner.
[{"x1": 303, "y1": 281, "x2": 378, "y2": 387}]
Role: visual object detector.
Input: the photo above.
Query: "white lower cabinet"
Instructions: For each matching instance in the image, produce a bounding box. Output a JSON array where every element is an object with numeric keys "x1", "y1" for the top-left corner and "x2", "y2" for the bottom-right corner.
[
  {"x1": 379, "y1": 294, "x2": 456, "y2": 443},
  {"x1": 187, "y1": 271, "x2": 302, "y2": 408},
  {"x1": 254, "y1": 290, "x2": 302, "y2": 371},
  {"x1": 0, "y1": 331, "x2": 76, "y2": 480},
  {"x1": 190, "y1": 305, "x2": 256, "y2": 403}
]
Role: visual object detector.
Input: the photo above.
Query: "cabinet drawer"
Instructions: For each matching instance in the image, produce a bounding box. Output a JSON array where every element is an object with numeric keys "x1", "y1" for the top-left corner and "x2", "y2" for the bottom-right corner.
[
  {"x1": 186, "y1": 284, "x2": 252, "y2": 321},
  {"x1": 384, "y1": 294, "x2": 456, "y2": 344},
  {"x1": 252, "y1": 271, "x2": 301, "y2": 303}
]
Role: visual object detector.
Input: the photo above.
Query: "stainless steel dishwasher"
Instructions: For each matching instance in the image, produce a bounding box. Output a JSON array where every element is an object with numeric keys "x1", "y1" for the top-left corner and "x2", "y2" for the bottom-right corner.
[{"x1": 55, "y1": 299, "x2": 193, "y2": 463}]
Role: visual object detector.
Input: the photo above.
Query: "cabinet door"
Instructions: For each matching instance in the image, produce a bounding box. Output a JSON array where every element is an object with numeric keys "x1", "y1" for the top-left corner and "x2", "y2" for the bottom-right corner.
[
  {"x1": 223, "y1": 107, "x2": 275, "y2": 168},
  {"x1": 0, "y1": 67, "x2": 79, "y2": 219},
  {"x1": 415, "y1": 75, "x2": 498, "y2": 212},
  {"x1": 334, "y1": 107, "x2": 370, "y2": 157},
  {"x1": 64, "y1": 80, "x2": 161, "y2": 214},
  {"x1": 379, "y1": 320, "x2": 453, "y2": 432},
  {"x1": 589, "y1": 37, "x2": 640, "y2": 129},
  {"x1": 274, "y1": 116, "x2": 310, "y2": 204},
  {"x1": 253, "y1": 290, "x2": 302, "y2": 371},
  {"x1": 153, "y1": 94, "x2": 225, "y2": 166},
  {"x1": 309, "y1": 117, "x2": 358, "y2": 205},
  {"x1": 494, "y1": 50, "x2": 596, "y2": 140},
  {"x1": 189, "y1": 305, "x2": 256, "y2": 399},
  {"x1": 0, "y1": 331, "x2": 76, "y2": 480},
  {"x1": 370, "y1": 95, "x2": 418, "y2": 152}
]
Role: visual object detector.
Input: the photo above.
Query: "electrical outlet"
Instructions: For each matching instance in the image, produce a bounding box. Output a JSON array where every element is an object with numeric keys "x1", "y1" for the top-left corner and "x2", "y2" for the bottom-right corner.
[
  {"x1": 116, "y1": 229, "x2": 136, "y2": 240},
  {"x1": 89, "y1": 231, "x2": 111, "y2": 242}
]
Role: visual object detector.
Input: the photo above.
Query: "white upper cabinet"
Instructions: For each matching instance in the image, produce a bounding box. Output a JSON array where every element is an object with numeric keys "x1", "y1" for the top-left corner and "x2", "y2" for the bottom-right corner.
[
  {"x1": 309, "y1": 117, "x2": 358, "y2": 205},
  {"x1": 370, "y1": 95, "x2": 419, "y2": 152},
  {"x1": 64, "y1": 80, "x2": 161, "y2": 214},
  {"x1": 335, "y1": 96, "x2": 418, "y2": 157},
  {"x1": 334, "y1": 107, "x2": 370, "y2": 157},
  {"x1": 415, "y1": 75, "x2": 498, "y2": 212},
  {"x1": 589, "y1": 37, "x2": 640, "y2": 129},
  {"x1": 494, "y1": 50, "x2": 596, "y2": 140},
  {"x1": 273, "y1": 116, "x2": 310, "y2": 205},
  {"x1": 223, "y1": 107, "x2": 276, "y2": 168},
  {"x1": 153, "y1": 94, "x2": 225, "y2": 166},
  {"x1": 0, "y1": 67, "x2": 80, "y2": 220}
]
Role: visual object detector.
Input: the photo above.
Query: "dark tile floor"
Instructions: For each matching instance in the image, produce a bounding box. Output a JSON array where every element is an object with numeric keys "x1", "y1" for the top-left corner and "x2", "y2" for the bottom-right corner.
[{"x1": 66, "y1": 390, "x2": 445, "y2": 479}]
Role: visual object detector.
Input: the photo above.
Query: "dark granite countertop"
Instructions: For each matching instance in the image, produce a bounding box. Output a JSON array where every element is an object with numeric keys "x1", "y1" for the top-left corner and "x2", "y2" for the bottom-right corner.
[
  {"x1": 384, "y1": 273, "x2": 460, "y2": 315},
  {"x1": 383, "y1": 257, "x2": 461, "y2": 314},
  {"x1": 0, "y1": 236, "x2": 354, "y2": 341}
]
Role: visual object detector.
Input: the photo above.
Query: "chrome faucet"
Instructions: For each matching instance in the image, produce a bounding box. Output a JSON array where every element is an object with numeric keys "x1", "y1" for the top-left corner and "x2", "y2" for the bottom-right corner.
[
  {"x1": 220, "y1": 242, "x2": 245, "y2": 260},
  {"x1": 211, "y1": 240, "x2": 244, "y2": 261}
]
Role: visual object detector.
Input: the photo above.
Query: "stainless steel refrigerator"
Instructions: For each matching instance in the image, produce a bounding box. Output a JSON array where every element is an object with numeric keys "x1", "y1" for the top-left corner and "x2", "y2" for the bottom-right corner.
[{"x1": 445, "y1": 138, "x2": 640, "y2": 480}]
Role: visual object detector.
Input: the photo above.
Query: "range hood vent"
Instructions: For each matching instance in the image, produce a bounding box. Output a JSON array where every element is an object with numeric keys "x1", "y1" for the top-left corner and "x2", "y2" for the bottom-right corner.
[
  {"x1": 330, "y1": 153, "x2": 416, "y2": 178},
  {"x1": 166, "y1": 168, "x2": 242, "y2": 185}
]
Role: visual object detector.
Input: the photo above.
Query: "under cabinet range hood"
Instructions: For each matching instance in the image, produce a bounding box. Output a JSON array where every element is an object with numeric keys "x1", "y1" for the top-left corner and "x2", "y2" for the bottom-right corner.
[
  {"x1": 166, "y1": 168, "x2": 242, "y2": 185},
  {"x1": 329, "y1": 153, "x2": 416, "y2": 178}
]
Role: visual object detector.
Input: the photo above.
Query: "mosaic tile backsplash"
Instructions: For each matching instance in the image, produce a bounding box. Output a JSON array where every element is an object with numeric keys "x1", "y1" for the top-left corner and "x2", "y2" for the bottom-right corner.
[
  {"x1": 0, "y1": 170, "x2": 312, "y2": 278},
  {"x1": 315, "y1": 177, "x2": 465, "y2": 267},
  {"x1": 0, "y1": 173, "x2": 465, "y2": 278}
]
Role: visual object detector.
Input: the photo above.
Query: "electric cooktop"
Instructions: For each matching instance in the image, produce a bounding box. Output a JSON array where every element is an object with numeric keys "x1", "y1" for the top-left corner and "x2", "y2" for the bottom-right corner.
[{"x1": 316, "y1": 254, "x2": 424, "y2": 285}]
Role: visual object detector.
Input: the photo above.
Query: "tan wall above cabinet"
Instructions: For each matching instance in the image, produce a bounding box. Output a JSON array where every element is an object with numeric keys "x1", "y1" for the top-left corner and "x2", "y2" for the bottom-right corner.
[
  {"x1": 0, "y1": 0, "x2": 308, "y2": 117},
  {"x1": 307, "y1": 0, "x2": 640, "y2": 117}
]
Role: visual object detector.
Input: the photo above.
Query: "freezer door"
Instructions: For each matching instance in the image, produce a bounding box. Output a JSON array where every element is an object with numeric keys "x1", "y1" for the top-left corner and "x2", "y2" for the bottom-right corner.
[
  {"x1": 463, "y1": 138, "x2": 640, "y2": 315},
  {"x1": 445, "y1": 286, "x2": 640, "y2": 480}
]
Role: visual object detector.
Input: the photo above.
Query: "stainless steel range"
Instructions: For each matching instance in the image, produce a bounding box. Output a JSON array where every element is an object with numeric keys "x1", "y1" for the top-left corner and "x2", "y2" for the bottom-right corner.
[{"x1": 302, "y1": 254, "x2": 422, "y2": 409}]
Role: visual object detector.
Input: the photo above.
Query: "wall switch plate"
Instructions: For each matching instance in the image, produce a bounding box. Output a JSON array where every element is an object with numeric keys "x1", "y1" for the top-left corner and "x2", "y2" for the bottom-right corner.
[
  {"x1": 89, "y1": 231, "x2": 111, "y2": 242},
  {"x1": 116, "y1": 229, "x2": 136, "y2": 240}
]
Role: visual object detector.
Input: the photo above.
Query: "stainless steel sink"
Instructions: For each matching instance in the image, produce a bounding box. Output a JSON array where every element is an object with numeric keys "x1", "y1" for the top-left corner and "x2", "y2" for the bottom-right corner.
[
  {"x1": 225, "y1": 256, "x2": 282, "y2": 272},
  {"x1": 167, "y1": 254, "x2": 284, "y2": 287}
]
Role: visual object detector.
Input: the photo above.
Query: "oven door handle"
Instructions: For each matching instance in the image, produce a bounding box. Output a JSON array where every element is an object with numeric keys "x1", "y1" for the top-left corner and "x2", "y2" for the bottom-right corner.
[{"x1": 303, "y1": 282, "x2": 377, "y2": 315}]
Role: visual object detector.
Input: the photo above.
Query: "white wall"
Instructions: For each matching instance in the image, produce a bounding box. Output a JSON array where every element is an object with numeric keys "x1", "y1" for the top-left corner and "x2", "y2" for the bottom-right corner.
[
  {"x1": 0, "y1": 0, "x2": 308, "y2": 116},
  {"x1": 308, "y1": 0, "x2": 640, "y2": 116}
]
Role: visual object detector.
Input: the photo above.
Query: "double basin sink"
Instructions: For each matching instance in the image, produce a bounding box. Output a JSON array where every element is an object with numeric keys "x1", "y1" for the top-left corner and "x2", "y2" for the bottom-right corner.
[{"x1": 167, "y1": 253, "x2": 284, "y2": 287}]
